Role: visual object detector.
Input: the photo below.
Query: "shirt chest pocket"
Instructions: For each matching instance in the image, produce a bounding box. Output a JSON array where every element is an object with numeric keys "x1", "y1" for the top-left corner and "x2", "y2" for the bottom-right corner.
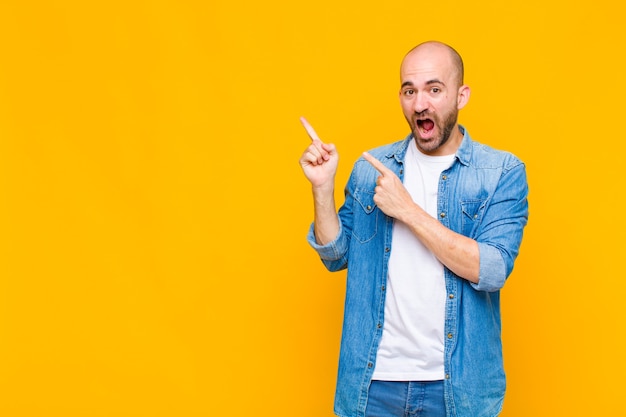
[
  {"x1": 460, "y1": 199, "x2": 487, "y2": 238},
  {"x1": 352, "y1": 189, "x2": 378, "y2": 243}
]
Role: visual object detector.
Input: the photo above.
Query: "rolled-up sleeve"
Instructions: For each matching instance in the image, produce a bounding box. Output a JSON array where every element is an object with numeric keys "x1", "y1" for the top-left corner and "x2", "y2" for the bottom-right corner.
[
  {"x1": 471, "y1": 161, "x2": 529, "y2": 292},
  {"x1": 306, "y1": 221, "x2": 349, "y2": 268},
  {"x1": 473, "y1": 242, "x2": 508, "y2": 292}
]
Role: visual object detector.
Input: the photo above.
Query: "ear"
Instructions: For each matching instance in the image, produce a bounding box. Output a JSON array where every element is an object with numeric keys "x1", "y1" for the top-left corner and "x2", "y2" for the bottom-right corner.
[{"x1": 457, "y1": 85, "x2": 470, "y2": 110}]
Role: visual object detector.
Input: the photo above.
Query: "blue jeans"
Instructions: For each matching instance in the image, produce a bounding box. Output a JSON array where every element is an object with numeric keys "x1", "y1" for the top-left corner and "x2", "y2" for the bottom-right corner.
[{"x1": 364, "y1": 381, "x2": 445, "y2": 417}]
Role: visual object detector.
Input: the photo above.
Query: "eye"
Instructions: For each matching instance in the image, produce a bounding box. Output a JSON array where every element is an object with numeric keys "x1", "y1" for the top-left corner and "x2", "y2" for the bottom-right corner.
[
  {"x1": 431, "y1": 87, "x2": 441, "y2": 93},
  {"x1": 403, "y1": 89, "x2": 415, "y2": 96}
]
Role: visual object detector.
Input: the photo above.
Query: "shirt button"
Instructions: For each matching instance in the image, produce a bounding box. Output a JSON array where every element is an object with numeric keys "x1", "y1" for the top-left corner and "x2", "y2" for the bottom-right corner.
[
  {"x1": 366, "y1": 205, "x2": 372, "y2": 210},
  {"x1": 449, "y1": 294, "x2": 454, "y2": 299},
  {"x1": 447, "y1": 333, "x2": 453, "y2": 339},
  {"x1": 377, "y1": 323, "x2": 382, "y2": 329},
  {"x1": 445, "y1": 374, "x2": 450, "y2": 380},
  {"x1": 400, "y1": 169, "x2": 404, "y2": 175},
  {"x1": 442, "y1": 175, "x2": 447, "y2": 180},
  {"x1": 381, "y1": 285, "x2": 386, "y2": 291},
  {"x1": 440, "y1": 212, "x2": 446, "y2": 218},
  {"x1": 368, "y1": 362, "x2": 373, "y2": 368},
  {"x1": 385, "y1": 247, "x2": 390, "y2": 253}
]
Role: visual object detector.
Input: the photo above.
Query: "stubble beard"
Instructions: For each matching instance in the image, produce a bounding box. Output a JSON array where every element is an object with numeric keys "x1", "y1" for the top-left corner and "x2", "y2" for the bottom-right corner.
[{"x1": 410, "y1": 108, "x2": 459, "y2": 154}]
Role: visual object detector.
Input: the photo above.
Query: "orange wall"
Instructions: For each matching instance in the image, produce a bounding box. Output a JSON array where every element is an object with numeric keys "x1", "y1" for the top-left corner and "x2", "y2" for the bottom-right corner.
[{"x1": 0, "y1": 1, "x2": 624, "y2": 415}]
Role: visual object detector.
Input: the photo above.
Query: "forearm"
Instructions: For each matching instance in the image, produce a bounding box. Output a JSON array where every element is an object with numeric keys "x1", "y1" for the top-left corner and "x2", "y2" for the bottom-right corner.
[
  {"x1": 401, "y1": 204, "x2": 480, "y2": 283},
  {"x1": 312, "y1": 185, "x2": 340, "y2": 245}
]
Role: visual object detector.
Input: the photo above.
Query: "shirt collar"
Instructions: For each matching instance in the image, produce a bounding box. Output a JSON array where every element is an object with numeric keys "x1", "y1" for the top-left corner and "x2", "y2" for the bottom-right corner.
[
  {"x1": 388, "y1": 124, "x2": 473, "y2": 166},
  {"x1": 455, "y1": 125, "x2": 472, "y2": 167}
]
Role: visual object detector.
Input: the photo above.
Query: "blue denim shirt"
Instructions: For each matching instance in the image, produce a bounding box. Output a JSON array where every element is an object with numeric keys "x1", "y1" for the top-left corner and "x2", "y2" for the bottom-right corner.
[{"x1": 307, "y1": 127, "x2": 529, "y2": 417}]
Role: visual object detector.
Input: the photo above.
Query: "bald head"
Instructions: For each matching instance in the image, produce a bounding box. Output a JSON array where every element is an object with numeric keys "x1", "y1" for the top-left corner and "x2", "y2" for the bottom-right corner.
[{"x1": 401, "y1": 41, "x2": 464, "y2": 87}]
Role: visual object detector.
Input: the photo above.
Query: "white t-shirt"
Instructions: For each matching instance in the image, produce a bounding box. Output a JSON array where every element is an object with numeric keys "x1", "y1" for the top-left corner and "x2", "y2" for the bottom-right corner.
[{"x1": 372, "y1": 140, "x2": 455, "y2": 381}]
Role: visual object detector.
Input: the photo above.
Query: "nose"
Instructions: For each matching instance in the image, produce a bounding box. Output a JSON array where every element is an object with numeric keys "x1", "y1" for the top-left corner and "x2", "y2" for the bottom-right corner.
[{"x1": 412, "y1": 91, "x2": 429, "y2": 114}]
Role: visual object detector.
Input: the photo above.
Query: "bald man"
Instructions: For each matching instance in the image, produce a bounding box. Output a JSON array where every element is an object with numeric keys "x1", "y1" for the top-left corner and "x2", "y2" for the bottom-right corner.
[{"x1": 299, "y1": 41, "x2": 529, "y2": 417}]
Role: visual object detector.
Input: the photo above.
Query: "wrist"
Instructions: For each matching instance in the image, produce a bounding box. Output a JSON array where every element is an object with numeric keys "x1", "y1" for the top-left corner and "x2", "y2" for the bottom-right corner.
[
  {"x1": 312, "y1": 182, "x2": 335, "y2": 198},
  {"x1": 399, "y1": 202, "x2": 425, "y2": 227}
]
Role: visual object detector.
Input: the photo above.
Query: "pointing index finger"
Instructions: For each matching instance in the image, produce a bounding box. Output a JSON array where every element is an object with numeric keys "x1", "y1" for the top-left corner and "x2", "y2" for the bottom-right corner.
[
  {"x1": 300, "y1": 116, "x2": 322, "y2": 142},
  {"x1": 363, "y1": 151, "x2": 390, "y2": 175}
]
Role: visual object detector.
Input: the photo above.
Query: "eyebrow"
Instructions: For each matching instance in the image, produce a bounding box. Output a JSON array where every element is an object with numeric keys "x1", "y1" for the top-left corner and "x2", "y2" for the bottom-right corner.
[{"x1": 401, "y1": 79, "x2": 446, "y2": 88}]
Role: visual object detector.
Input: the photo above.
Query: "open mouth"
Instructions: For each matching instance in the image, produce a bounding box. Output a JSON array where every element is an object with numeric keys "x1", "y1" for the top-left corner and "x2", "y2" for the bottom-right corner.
[{"x1": 416, "y1": 118, "x2": 435, "y2": 135}]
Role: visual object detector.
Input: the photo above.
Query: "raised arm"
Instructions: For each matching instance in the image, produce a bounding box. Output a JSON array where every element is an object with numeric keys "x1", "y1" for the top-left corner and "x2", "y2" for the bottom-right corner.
[{"x1": 298, "y1": 117, "x2": 341, "y2": 245}]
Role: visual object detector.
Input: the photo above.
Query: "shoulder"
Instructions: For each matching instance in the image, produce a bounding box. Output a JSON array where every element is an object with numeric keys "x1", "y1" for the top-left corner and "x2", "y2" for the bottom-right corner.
[
  {"x1": 347, "y1": 136, "x2": 410, "y2": 186},
  {"x1": 356, "y1": 136, "x2": 411, "y2": 167},
  {"x1": 463, "y1": 134, "x2": 524, "y2": 174}
]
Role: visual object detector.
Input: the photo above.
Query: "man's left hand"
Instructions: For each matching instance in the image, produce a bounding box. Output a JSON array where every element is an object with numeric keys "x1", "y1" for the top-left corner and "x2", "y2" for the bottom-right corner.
[{"x1": 362, "y1": 152, "x2": 418, "y2": 222}]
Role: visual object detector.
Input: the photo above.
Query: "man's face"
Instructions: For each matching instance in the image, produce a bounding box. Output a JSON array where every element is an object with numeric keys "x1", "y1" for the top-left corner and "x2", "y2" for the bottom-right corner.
[{"x1": 399, "y1": 47, "x2": 465, "y2": 156}]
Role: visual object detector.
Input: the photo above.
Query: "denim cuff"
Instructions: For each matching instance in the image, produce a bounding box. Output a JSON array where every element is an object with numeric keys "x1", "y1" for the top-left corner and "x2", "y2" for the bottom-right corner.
[
  {"x1": 306, "y1": 222, "x2": 347, "y2": 261},
  {"x1": 472, "y1": 242, "x2": 507, "y2": 292}
]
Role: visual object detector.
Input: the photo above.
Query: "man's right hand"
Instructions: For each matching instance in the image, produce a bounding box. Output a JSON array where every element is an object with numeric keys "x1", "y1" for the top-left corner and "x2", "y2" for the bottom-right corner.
[{"x1": 298, "y1": 117, "x2": 339, "y2": 190}]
